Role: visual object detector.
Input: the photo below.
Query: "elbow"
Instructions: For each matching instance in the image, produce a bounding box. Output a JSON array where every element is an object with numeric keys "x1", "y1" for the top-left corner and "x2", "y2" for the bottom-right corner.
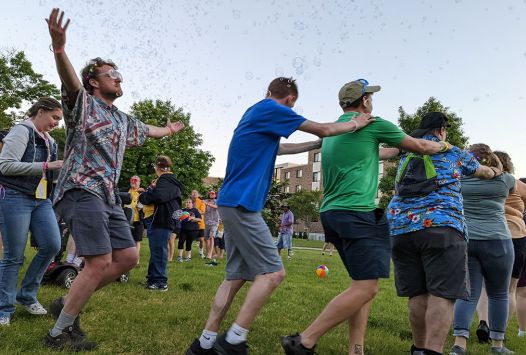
[{"x1": 317, "y1": 126, "x2": 331, "y2": 138}]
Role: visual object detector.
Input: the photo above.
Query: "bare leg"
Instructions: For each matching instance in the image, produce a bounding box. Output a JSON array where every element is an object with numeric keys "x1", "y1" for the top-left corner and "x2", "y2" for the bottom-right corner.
[
  {"x1": 135, "y1": 241, "x2": 141, "y2": 265},
  {"x1": 300, "y1": 280, "x2": 379, "y2": 349},
  {"x1": 206, "y1": 238, "x2": 215, "y2": 259},
  {"x1": 63, "y1": 247, "x2": 138, "y2": 315},
  {"x1": 476, "y1": 286, "x2": 489, "y2": 323},
  {"x1": 168, "y1": 234, "x2": 176, "y2": 262},
  {"x1": 509, "y1": 277, "x2": 519, "y2": 321},
  {"x1": 234, "y1": 269, "x2": 286, "y2": 328},
  {"x1": 516, "y1": 286, "x2": 526, "y2": 331},
  {"x1": 348, "y1": 300, "x2": 372, "y2": 355},
  {"x1": 204, "y1": 279, "x2": 246, "y2": 331},
  {"x1": 424, "y1": 295, "x2": 454, "y2": 353},
  {"x1": 408, "y1": 295, "x2": 428, "y2": 348}
]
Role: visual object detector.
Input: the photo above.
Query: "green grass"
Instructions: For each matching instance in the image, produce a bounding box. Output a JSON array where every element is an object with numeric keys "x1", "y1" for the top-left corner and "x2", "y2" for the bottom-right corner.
[{"x1": 1, "y1": 241, "x2": 524, "y2": 354}]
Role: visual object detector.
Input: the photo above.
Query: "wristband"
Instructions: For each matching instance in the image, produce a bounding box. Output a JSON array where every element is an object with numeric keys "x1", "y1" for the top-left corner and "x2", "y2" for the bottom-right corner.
[
  {"x1": 49, "y1": 44, "x2": 65, "y2": 54},
  {"x1": 439, "y1": 141, "x2": 449, "y2": 153},
  {"x1": 349, "y1": 120, "x2": 358, "y2": 133}
]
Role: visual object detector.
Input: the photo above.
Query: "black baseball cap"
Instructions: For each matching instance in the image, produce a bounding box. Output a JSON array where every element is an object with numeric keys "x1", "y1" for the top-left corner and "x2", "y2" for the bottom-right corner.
[{"x1": 411, "y1": 112, "x2": 450, "y2": 138}]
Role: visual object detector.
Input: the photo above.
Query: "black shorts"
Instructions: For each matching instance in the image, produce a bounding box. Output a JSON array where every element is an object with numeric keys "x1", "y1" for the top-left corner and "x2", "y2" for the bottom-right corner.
[
  {"x1": 392, "y1": 227, "x2": 468, "y2": 300},
  {"x1": 132, "y1": 221, "x2": 144, "y2": 242},
  {"x1": 512, "y1": 237, "x2": 526, "y2": 279},
  {"x1": 321, "y1": 209, "x2": 391, "y2": 280},
  {"x1": 198, "y1": 229, "x2": 204, "y2": 239},
  {"x1": 215, "y1": 237, "x2": 225, "y2": 249}
]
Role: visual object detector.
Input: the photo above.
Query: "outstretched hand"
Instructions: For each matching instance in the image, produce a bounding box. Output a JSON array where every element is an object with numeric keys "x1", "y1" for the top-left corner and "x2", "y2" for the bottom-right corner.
[
  {"x1": 46, "y1": 8, "x2": 70, "y2": 51},
  {"x1": 166, "y1": 120, "x2": 185, "y2": 135},
  {"x1": 352, "y1": 113, "x2": 375, "y2": 129}
]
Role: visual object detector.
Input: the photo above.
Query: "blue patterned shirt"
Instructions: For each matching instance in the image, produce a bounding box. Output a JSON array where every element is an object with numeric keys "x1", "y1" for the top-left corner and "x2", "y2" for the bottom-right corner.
[
  {"x1": 387, "y1": 135, "x2": 479, "y2": 238},
  {"x1": 54, "y1": 88, "x2": 149, "y2": 205}
]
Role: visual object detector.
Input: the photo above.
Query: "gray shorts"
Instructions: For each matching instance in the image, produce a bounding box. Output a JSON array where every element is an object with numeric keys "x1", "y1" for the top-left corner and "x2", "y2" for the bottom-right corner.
[
  {"x1": 204, "y1": 224, "x2": 218, "y2": 239},
  {"x1": 55, "y1": 189, "x2": 135, "y2": 257},
  {"x1": 219, "y1": 206, "x2": 283, "y2": 281}
]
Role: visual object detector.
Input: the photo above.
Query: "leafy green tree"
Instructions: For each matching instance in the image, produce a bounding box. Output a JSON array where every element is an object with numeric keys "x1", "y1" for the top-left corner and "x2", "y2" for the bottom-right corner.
[
  {"x1": 0, "y1": 50, "x2": 60, "y2": 129},
  {"x1": 49, "y1": 127, "x2": 66, "y2": 159},
  {"x1": 287, "y1": 189, "x2": 322, "y2": 233},
  {"x1": 378, "y1": 97, "x2": 469, "y2": 208},
  {"x1": 120, "y1": 99, "x2": 214, "y2": 196},
  {"x1": 262, "y1": 180, "x2": 291, "y2": 236}
]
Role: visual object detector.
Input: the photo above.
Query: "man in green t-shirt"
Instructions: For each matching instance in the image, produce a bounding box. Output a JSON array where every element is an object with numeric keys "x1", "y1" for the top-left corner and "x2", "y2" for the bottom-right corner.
[{"x1": 282, "y1": 79, "x2": 453, "y2": 355}]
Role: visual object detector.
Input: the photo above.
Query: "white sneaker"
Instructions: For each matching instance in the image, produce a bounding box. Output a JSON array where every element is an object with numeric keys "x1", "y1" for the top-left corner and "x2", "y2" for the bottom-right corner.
[
  {"x1": 72, "y1": 257, "x2": 83, "y2": 267},
  {"x1": 21, "y1": 301, "x2": 48, "y2": 315},
  {"x1": 0, "y1": 316, "x2": 10, "y2": 326}
]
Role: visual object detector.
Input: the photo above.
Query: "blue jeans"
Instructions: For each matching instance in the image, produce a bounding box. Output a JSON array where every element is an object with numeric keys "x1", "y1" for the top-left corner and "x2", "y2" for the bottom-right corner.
[
  {"x1": 453, "y1": 239, "x2": 514, "y2": 340},
  {"x1": 0, "y1": 188, "x2": 61, "y2": 317},
  {"x1": 276, "y1": 231, "x2": 293, "y2": 249},
  {"x1": 146, "y1": 226, "x2": 171, "y2": 286}
]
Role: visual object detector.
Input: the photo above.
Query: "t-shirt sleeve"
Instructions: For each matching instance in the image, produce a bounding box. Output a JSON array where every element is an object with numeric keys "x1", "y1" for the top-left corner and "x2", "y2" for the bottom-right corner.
[
  {"x1": 125, "y1": 115, "x2": 149, "y2": 147},
  {"x1": 458, "y1": 149, "x2": 480, "y2": 176},
  {"x1": 372, "y1": 118, "x2": 407, "y2": 146},
  {"x1": 503, "y1": 173, "x2": 516, "y2": 190},
  {"x1": 262, "y1": 104, "x2": 306, "y2": 138},
  {"x1": 61, "y1": 86, "x2": 92, "y2": 130}
]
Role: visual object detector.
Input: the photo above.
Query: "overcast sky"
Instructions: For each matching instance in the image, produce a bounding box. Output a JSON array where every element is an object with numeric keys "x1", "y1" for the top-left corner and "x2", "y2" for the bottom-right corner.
[{"x1": 2, "y1": 0, "x2": 525, "y2": 177}]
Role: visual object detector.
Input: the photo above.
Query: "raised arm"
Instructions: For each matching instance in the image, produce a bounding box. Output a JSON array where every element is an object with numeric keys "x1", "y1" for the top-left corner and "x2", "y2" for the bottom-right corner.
[
  {"x1": 46, "y1": 8, "x2": 81, "y2": 94},
  {"x1": 278, "y1": 139, "x2": 322, "y2": 155},
  {"x1": 146, "y1": 121, "x2": 185, "y2": 138},
  {"x1": 297, "y1": 113, "x2": 375, "y2": 138}
]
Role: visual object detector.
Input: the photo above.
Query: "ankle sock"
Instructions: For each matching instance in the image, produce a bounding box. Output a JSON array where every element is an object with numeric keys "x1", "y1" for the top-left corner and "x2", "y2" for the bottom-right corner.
[
  {"x1": 49, "y1": 310, "x2": 77, "y2": 337},
  {"x1": 199, "y1": 329, "x2": 217, "y2": 349},
  {"x1": 226, "y1": 322, "x2": 248, "y2": 345}
]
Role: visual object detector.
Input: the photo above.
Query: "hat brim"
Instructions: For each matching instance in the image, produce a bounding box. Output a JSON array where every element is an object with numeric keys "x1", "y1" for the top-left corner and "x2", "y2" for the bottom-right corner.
[{"x1": 364, "y1": 85, "x2": 381, "y2": 93}]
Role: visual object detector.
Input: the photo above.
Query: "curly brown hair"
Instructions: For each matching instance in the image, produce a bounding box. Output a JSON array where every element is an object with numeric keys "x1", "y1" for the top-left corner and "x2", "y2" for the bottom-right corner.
[
  {"x1": 493, "y1": 151, "x2": 514, "y2": 174},
  {"x1": 80, "y1": 58, "x2": 118, "y2": 94},
  {"x1": 468, "y1": 143, "x2": 501, "y2": 168}
]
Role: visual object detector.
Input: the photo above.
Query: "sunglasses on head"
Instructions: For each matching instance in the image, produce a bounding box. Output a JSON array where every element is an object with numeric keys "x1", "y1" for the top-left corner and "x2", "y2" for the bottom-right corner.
[{"x1": 355, "y1": 78, "x2": 369, "y2": 95}]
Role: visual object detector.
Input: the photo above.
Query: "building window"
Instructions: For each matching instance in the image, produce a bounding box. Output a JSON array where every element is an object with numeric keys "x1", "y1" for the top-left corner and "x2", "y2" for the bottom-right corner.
[
  {"x1": 313, "y1": 172, "x2": 320, "y2": 182},
  {"x1": 296, "y1": 185, "x2": 302, "y2": 192},
  {"x1": 296, "y1": 170, "x2": 303, "y2": 178},
  {"x1": 285, "y1": 186, "x2": 290, "y2": 193},
  {"x1": 313, "y1": 152, "x2": 321, "y2": 162},
  {"x1": 285, "y1": 171, "x2": 290, "y2": 179}
]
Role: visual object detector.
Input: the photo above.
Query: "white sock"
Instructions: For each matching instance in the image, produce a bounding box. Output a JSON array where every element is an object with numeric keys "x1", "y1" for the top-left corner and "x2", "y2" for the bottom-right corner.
[
  {"x1": 226, "y1": 323, "x2": 248, "y2": 345},
  {"x1": 199, "y1": 248, "x2": 203, "y2": 254},
  {"x1": 66, "y1": 253, "x2": 75, "y2": 263},
  {"x1": 518, "y1": 329, "x2": 526, "y2": 337},
  {"x1": 199, "y1": 329, "x2": 217, "y2": 349}
]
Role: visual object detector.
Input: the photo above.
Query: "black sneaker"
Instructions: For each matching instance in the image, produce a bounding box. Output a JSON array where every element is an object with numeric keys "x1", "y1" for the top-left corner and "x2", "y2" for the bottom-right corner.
[
  {"x1": 213, "y1": 334, "x2": 248, "y2": 355},
  {"x1": 49, "y1": 297, "x2": 85, "y2": 337},
  {"x1": 476, "y1": 320, "x2": 490, "y2": 343},
  {"x1": 186, "y1": 338, "x2": 217, "y2": 355},
  {"x1": 43, "y1": 326, "x2": 97, "y2": 351},
  {"x1": 146, "y1": 283, "x2": 168, "y2": 292},
  {"x1": 281, "y1": 333, "x2": 315, "y2": 355}
]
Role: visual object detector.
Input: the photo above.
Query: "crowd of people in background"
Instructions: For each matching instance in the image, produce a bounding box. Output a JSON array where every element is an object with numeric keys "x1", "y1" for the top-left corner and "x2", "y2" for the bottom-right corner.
[{"x1": 1, "y1": 7, "x2": 526, "y2": 355}]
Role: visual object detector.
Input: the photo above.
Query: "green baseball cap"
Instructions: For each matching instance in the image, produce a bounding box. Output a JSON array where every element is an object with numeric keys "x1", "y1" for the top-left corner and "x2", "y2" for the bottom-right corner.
[{"x1": 338, "y1": 79, "x2": 381, "y2": 108}]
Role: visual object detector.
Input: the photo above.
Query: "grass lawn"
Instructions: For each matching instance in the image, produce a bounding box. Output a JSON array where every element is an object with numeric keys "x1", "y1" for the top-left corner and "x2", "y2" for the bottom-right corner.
[{"x1": 0, "y1": 240, "x2": 523, "y2": 354}]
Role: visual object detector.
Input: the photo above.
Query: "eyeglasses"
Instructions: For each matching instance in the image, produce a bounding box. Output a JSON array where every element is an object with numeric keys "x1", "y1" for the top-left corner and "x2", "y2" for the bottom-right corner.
[
  {"x1": 355, "y1": 79, "x2": 369, "y2": 95},
  {"x1": 96, "y1": 69, "x2": 123, "y2": 82}
]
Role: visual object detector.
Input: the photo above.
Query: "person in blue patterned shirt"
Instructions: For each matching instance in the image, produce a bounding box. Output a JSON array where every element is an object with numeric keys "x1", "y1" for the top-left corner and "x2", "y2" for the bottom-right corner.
[
  {"x1": 387, "y1": 112, "x2": 499, "y2": 355},
  {"x1": 44, "y1": 8, "x2": 185, "y2": 350}
]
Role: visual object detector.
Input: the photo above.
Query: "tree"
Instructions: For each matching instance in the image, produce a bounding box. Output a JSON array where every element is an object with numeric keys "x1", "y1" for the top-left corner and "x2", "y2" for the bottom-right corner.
[
  {"x1": 287, "y1": 189, "x2": 323, "y2": 234},
  {"x1": 262, "y1": 180, "x2": 291, "y2": 236},
  {"x1": 0, "y1": 50, "x2": 60, "y2": 129},
  {"x1": 49, "y1": 127, "x2": 66, "y2": 159},
  {"x1": 378, "y1": 97, "x2": 469, "y2": 208},
  {"x1": 120, "y1": 100, "x2": 214, "y2": 197}
]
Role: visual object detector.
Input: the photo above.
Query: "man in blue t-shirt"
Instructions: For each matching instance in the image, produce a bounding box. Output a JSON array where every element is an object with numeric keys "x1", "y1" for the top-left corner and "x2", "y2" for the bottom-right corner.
[{"x1": 186, "y1": 77, "x2": 375, "y2": 355}]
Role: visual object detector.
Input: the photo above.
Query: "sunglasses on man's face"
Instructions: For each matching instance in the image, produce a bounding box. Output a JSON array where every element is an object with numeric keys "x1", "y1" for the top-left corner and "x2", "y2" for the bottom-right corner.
[{"x1": 96, "y1": 69, "x2": 123, "y2": 82}]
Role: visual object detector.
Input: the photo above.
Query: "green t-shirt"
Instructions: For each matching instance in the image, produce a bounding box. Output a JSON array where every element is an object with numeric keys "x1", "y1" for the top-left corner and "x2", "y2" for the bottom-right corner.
[{"x1": 320, "y1": 112, "x2": 406, "y2": 212}]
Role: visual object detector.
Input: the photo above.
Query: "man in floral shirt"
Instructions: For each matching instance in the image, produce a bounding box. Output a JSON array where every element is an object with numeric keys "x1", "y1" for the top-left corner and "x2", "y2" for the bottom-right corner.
[
  {"x1": 44, "y1": 9, "x2": 184, "y2": 350},
  {"x1": 388, "y1": 112, "x2": 499, "y2": 355}
]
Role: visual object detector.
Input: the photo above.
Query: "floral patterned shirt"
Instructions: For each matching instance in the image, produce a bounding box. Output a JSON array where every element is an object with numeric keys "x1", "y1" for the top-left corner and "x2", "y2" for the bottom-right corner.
[
  {"x1": 387, "y1": 135, "x2": 479, "y2": 238},
  {"x1": 54, "y1": 88, "x2": 149, "y2": 205}
]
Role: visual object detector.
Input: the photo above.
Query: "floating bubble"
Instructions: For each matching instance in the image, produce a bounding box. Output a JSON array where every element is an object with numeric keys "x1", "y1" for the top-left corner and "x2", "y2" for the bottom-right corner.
[
  {"x1": 232, "y1": 10, "x2": 240, "y2": 19},
  {"x1": 294, "y1": 21, "x2": 305, "y2": 30},
  {"x1": 292, "y1": 57, "x2": 304, "y2": 69},
  {"x1": 473, "y1": 97, "x2": 480, "y2": 102},
  {"x1": 275, "y1": 67, "x2": 284, "y2": 76},
  {"x1": 245, "y1": 72, "x2": 254, "y2": 80}
]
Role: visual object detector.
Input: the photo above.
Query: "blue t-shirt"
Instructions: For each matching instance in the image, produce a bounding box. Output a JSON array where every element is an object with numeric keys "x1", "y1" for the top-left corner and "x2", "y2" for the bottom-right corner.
[
  {"x1": 218, "y1": 99, "x2": 306, "y2": 212},
  {"x1": 387, "y1": 135, "x2": 480, "y2": 238}
]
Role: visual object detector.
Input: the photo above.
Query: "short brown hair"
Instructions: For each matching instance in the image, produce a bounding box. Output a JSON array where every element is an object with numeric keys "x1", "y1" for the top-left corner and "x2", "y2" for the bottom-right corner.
[
  {"x1": 27, "y1": 97, "x2": 62, "y2": 117},
  {"x1": 493, "y1": 151, "x2": 514, "y2": 174},
  {"x1": 267, "y1": 77, "x2": 298, "y2": 99},
  {"x1": 155, "y1": 155, "x2": 172, "y2": 171},
  {"x1": 469, "y1": 144, "x2": 501, "y2": 168},
  {"x1": 81, "y1": 58, "x2": 118, "y2": 94}
]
